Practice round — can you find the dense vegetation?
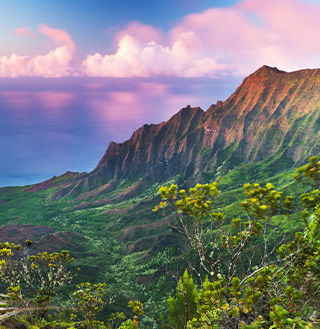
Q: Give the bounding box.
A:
[3,66,320,327]
[0,157,319,328]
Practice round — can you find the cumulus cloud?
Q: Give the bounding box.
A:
[31,46,75,77]
[82,0,320,78]
[83,9,249,77]
[0,46,74,78]
[3,0,320,78]
[81,34,227,78]
[1,25,76,78]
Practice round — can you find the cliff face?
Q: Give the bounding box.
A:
[93,65,320,178]
[48,66,320,200]
[203,65,320,164]
[92,105,205,181]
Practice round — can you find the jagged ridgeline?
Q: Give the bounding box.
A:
[1,65,320,314]
[45,65,320,201]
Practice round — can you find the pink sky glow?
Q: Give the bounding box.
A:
[38,24,76,52]
[2,0,320,78]
[13,27,36,39]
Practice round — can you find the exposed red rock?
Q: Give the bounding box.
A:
[44,66,320,200]
[0,223,84,253]
[25,178,56,192]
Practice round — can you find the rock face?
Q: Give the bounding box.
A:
[93,66,320,178]
[48,66,320,199]
[93,105,205,181]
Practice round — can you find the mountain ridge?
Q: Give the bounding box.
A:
[37,65,320,201]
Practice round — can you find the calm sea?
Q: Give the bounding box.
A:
[0,76,240,187]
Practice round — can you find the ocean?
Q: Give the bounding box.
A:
[0,76,240,187]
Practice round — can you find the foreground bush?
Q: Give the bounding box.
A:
[0,242,126,328]
[131,156,320,328]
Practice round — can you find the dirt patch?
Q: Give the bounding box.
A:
[0,223,85,254]
[75,198,114,209]
[25,179,56,192]
[101,208,131,220]
[121,218,171,241]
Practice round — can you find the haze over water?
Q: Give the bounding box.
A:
[0,76,239,187]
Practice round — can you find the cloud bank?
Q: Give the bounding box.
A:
[2,24,75,78]
[2,0,320,78]
[0,46,74,78]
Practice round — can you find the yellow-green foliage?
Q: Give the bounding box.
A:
[135,156,320,328]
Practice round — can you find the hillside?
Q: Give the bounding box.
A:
[0,65,320,314]
[43,65,320,202]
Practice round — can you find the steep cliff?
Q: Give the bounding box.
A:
[48,66,320,200]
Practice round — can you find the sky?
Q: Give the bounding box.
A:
[1,0,320,187]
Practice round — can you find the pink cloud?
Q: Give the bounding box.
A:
[115,21,164,45]
[31,46,74,77]
[0,54,30,78]
[38,23,75,51]
[13,27,36,39]
[4,0,320,78]
[81,34,226,78]
[168,6,273,75]
[82,0,320,78]
[238,0,320,55]
[170,8,260,52]
[81,6,261,77]
[0,24,76,77]
[0,46,74,78]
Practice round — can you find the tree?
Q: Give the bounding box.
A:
[0,242,114,329]
[167,269,199,329]
[72,281,107,328]
[147,156,320,328]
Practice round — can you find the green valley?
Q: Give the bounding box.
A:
[1,66,320,327]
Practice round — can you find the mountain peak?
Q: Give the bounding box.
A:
[252,65,286,77]
[47,66,320,200]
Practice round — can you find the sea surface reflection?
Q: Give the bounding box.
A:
[0,76,240,187]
